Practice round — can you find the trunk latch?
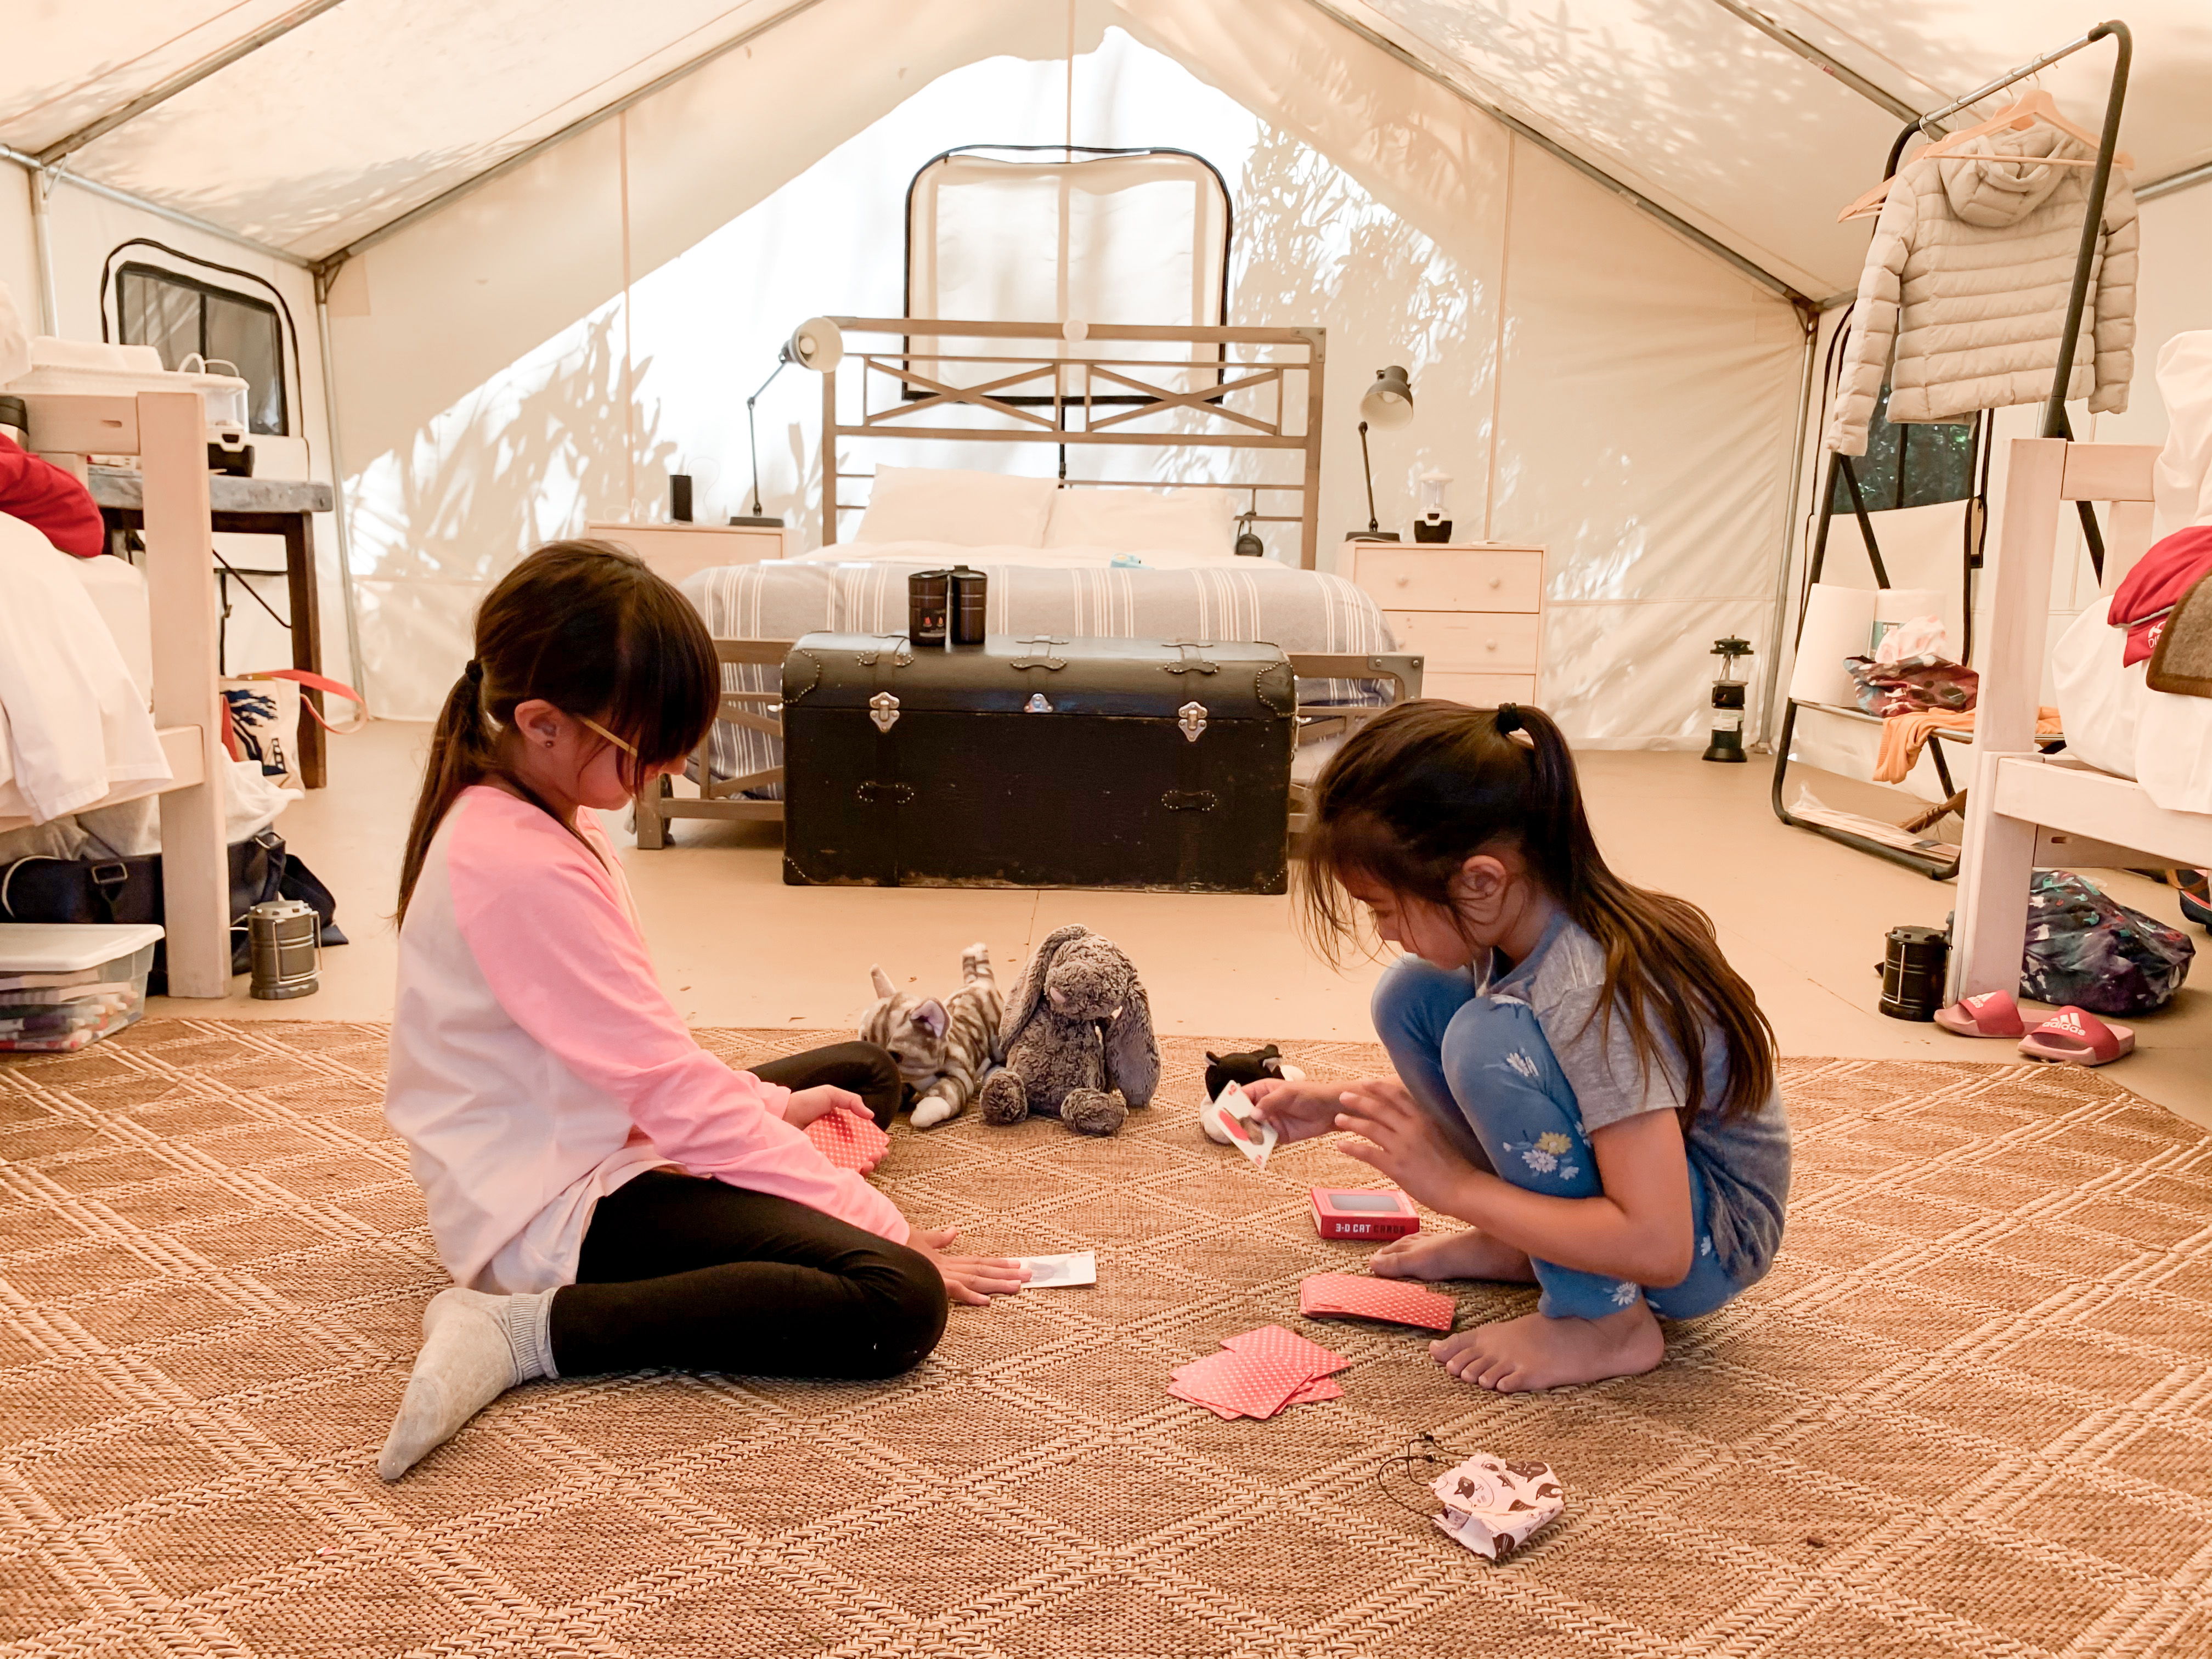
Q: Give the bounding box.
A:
[1025,693,1052,713]
[868,692,901,732]
[1178,701,1208,742]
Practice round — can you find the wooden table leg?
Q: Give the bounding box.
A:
[283,512,327,788]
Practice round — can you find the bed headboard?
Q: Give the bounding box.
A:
[819,317,1327,568]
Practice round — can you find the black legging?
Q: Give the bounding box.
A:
[548,1042,944,1380]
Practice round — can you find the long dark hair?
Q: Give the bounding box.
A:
[1299,700,1776,1122]
[396,540,718,920]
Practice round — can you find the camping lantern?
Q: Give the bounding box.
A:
[1702,637,1753,763]
[246,898,320,1000]
[1413,470,1453,543]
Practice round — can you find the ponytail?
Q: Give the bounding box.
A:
[1299,699,1777,1123]
[394,540,718,921]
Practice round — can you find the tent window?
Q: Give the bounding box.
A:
[1831,386,1974,513]
[905,145,1232,402]
[116,263,289,436]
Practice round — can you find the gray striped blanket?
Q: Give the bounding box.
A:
[680,557,1398,791]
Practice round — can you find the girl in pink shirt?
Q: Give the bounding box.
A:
[377,541,1024,1481]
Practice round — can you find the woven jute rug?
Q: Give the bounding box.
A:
[3,1024,2210,1658]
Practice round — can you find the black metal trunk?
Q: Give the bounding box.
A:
[782,633,1295,892]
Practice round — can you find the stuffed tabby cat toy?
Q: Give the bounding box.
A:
[977,925,1158,1136]
[859,943,1002,1128]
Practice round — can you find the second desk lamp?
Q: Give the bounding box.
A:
[1347,364,1414,541]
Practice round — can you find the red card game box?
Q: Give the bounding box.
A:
[1311,1187,1420,1241]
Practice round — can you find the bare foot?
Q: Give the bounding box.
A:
[1429,1302,1664,1392]
[1372,1228,1536,1284]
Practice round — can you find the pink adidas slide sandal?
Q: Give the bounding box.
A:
[2017,1006,2135,1067]
[1934,990,2025,1038]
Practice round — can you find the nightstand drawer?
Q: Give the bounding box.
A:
[1353,547,1542,612]
[1427,672,1538,708]
[1385,610,1541,673]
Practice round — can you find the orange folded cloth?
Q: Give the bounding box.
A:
[1874,706,2060,783]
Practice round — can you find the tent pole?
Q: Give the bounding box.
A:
[1700,0,1921,123]
[0,146,312,269]
[26,165,59,334]
[36,0,353,167]
[313,264,371,714]
[1754,309,1818,749]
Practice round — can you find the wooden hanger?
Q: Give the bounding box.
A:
[1836,91,2134,223]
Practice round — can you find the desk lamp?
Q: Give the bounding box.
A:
[734,317,844,527]
[1347,364,1413,541]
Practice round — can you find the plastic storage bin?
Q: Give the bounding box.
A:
[0,923,165,1054]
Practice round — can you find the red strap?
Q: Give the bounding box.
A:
[232,670,366,733]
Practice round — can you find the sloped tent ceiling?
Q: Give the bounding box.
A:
[5,1,2211,286]
[1,0,828,258]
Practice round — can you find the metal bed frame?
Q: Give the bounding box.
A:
[817,316,1327,569]
[633,314,1421,849]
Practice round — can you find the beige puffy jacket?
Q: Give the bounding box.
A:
[1826,125,2137,456]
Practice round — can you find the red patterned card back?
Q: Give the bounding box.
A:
[1220,1324,1350,1377]
[1299,1272,1455,1331]
[1170,1350,1312,1419]
[804,1110,890,1171]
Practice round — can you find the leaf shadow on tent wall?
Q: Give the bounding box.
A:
[349,308,678,709]
[1133,120,1492,557]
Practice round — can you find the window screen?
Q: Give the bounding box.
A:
[116,263,288,435]
[1829,385,1978,514]
[905,146,1231,400]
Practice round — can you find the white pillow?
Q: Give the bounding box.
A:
[1043,487,1238,558]
[852,465,1057,546]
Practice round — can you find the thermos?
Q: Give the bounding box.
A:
[949,566,988,646]
[907,569,950,647]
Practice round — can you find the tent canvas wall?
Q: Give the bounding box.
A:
[7,0,2211,746]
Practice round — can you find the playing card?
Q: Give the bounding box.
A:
[1013,1252,1096,1288]
[1171,1350,1312,1419]
[1210,1083,1278,1171]
[1286,1375,1343,1406]
[1220,1324,1350,1377]
[803,1110,889,1171]
[1167,1379,1245,1419]
[1299,1272,1456,1332]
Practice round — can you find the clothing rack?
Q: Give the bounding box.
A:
[1769,20,2132,879]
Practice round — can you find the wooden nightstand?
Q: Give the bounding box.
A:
[1339,541,1545,707]
[586,521,788,587]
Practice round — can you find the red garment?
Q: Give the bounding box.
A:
[0,433,104,557]
[2110,524,2212,666]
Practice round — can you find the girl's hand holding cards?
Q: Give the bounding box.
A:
[1333,1080,1475,1212]
[1245,1076,1374,1143]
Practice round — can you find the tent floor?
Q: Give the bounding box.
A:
[153,718,2212,1126]
[4,1024,2210,1658]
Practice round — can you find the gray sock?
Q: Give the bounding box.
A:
[376,1286,558,1481]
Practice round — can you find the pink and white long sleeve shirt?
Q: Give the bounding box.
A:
[385,785,907,1293]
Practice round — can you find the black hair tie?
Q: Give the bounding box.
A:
[1494,703,1522,734]
[464,659,484,684]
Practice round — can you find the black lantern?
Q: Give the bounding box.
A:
[1702,637,1753,763]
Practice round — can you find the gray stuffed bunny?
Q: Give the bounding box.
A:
[976,925,1158,1135]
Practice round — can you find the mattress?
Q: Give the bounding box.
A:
[682,546,1398,792]
[2051,601,2212,815]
